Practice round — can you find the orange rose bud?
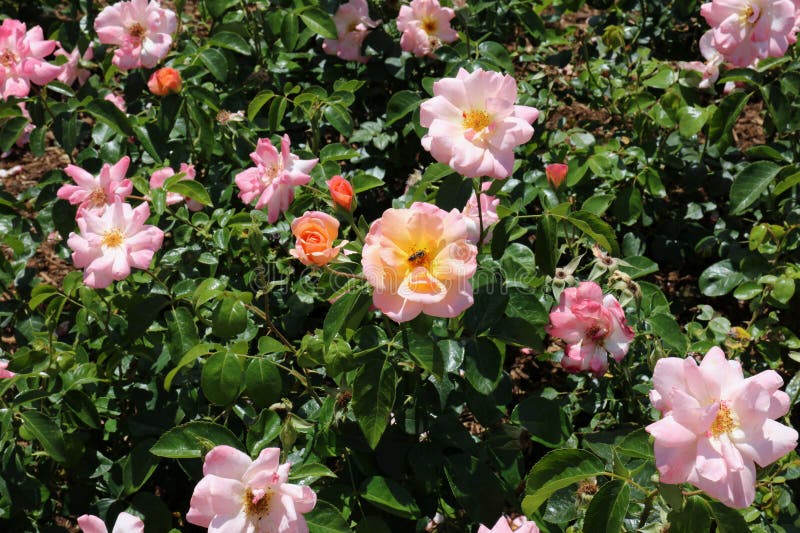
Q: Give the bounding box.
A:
[326,174,354,211]
[289,211,346,267]
[545,163,568,189]
[147,67,182,96]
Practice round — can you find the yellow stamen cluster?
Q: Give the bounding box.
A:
[710,402,735,437]
[101,229,125,248]
[462,110,491,132]
[0,49,18,67]
[244,488,273,518]
[127,22,146,39]
[421,17,438,34]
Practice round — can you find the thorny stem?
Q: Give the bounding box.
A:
[323,264,368,281]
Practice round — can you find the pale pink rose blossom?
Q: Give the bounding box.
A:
[681,31,724,90]
[545,281,635,376]
[646,347,798,508]
[104,93,127,112]
[361,202,478,322]
[0,18,61,99]
[461,181,499,244]
[57,156,133,213]
[234,135,317,224]
[322,0,381,63]
[67,199,164,289]
[77,512,144,533]
[420,68,539,179]
[478,516,540,533]
[187,445,317,532]
[396,0,459,57]
[0,360,15,379]
[55,43,93,86]
[94,0,177,70]
[700,0,798,67]
[149,163,203,211]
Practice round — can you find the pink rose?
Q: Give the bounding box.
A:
[461,181,499,244]
[681,30,724,90]
[104,93,127,112]
[478,516,540,533]
[361,202,478,322]
[234,134,317,224]
[57,156,134,214]
[700,0,798,67]
[94,0,177,70]
[187,445,317,532]
[289,211,346,267]
[420,68,539,179]
[0,18,61,99]
[67,199,164,289]
[545,281,635,376]
[0,360,15,379]
[322,0,381,63]
[149,163,203,211]
[77,512,144,533]
[646,347,798,508]
[55,43,93,86]
[396,0,459,57]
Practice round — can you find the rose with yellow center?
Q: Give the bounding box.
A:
[396,0,459,57]
[361,202,477,323]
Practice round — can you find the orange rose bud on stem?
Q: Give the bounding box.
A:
[147,67,182,96]
[545,163,568,189]
[326,174,354,211]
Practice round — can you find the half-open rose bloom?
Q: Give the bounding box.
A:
[681,30,724,90]
[546,281,635,376]
[55,43,93,86]
[322,0,381,63]
[94,0,177,70]
[420,68,539,179]
[187,445,316,532]
[234,135,317,224]
[58,156,133,213]
[326,174,354,211]
[67,200,164,289]
[545,163,568,188]
[478,516,539,533]
[149,163,203,211]
[0,18,61,99]
[0,360,14,379]
[461,181,499,244]
[361,202,477,322]
[78,512,144,533]
[396,0,459,57]
[646,347,797,508]
[289,211,346,267]
[701,0,798,67]
[147,66,181,95]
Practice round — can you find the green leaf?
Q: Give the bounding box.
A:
[733,281,761,300]
[201,351,243,405]
[324,103,354,136]
[28,284,59,310]
[699,259,745,297]
[352,359,396,449]
[323,288,371,344]
[648,313,689,354]
[204,0,238,18]
[200,48,228,81]
[478,41,514,72]
[85,99,134,136]
[320,143,360,163]
[405,331,442,377]
[0,116,29,153]
[244,358,282,409]
[212,297,248,339]
[706,501,749,533]
[386,90,420,126]
[165,179,212,207]
[166,307,199,361]
[248,91,275,121]
[20,411,67,462]
[462,338,504,395]
[535,215,558,276]
[772,277,795,304]
[707,91,750,155]
[133,124,162,162]
[615,428,654,460]
[669,496,712,533]
[150,421,244,458]
[514,392,569,447]
[565,210,619,255]
[305,500,352,533]
[351,173,384,193]
[729,161,781,214]
[164,343,216,391]
[122,441,160,495]
[208,31,251,55]
[583,480,630,533]
[64,390,101,429]
[298,7,338,40]
[361,476,421,519]
[522,449,605,514]
[288,462,337,484]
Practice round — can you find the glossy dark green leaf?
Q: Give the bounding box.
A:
[707,91,750,155]
[245,358,282,409]
[212,297,248,339]
[566,210,619,255]
[298,7,338,39]
[150,421,244,458]
[20,411,67,463]
[305,500,352,533]
[386,90,420,126]
[201,351,243,405]
[583,480,630,533]
[669,496,712,533]
[361,476,420,519]
[706,500,749,533]
[0,116,30,152]
[86,99,134,136]
[166,307,199,360]
[165,179,212,207]
[352,359,396,449]
[462,338,504,395]
[698,259,745,297]
[208,31,251,55]
[323,288,371,344]
[200,48,228,81]
[729,161,781,214]
[648,313,689,354]
[522,449,605,514]
[535,215,558,276]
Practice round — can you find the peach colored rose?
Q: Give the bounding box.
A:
[361,202,477,322]
[289,211,346,267]
[326,174,354,211]
[147,66,181,95]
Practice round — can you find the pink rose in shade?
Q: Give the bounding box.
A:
[700,0,798,67]
[646,347,798,509]
[149,163,203,211]
[545,281,635,377]
[361,202,478,323]
[420,68,539,179]
[94,0,177,70]
[104,92,127,112]
[461,181,499,244]
[57,156,133,213]
[0,18,61,99]
[187,445,317,532]
[55,43,93,86]
[0,360,15,379]
[77,512,144,533]
[396,0,459,57]
[289,211,347,267]
[478,516,540,533]
[67,200,164,289]
[234,135,317,224]
[681,31,724,90]
[322,0,381,63]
